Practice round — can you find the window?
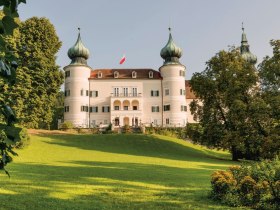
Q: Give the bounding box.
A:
[64,90,70,97]
[132,88,137,96]
[114,106,120,110]
[164,104,170,111]
[81,106,88,112]
[124,106,128,110]
[65,71,70,78]
[166,118,170,125]
[114,88,119,96]
[90,106,98,112]
[102,106,110,113]
[151,90,159,97]
[132,71,137,78]
[133,106,137,110]
[86,90,89,96]
[165,89,169,96]
[180,89,186,95]
[90,91,98,97]
[123,88,128,96]
[181,105,187,112]
[64,106,69,112]
[114,71,119,78]
[98,71,102,78]
[104,120,108,124]
[151,106,159,112]
[149,71,153,78]
[154,119,157,125]
[179,70,185,77]
[81,89,84,96]
[91,120,96,126]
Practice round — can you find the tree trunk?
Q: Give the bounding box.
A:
[231,146,239,161]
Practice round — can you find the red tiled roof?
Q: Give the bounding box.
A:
[90,69,162,79]
[185,80,197,99]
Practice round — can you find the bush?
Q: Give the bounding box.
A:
[60,121,74,130]
[210,157,280,209]
[145,127,188,139]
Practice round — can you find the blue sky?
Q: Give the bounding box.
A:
[19,0,280,79]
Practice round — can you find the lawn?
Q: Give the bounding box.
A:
[0,133,246,210]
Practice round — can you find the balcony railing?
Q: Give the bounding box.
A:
[111,93,142,98]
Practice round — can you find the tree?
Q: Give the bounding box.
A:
[257,40,280,158]
[50,91,64,130]
[189,48,274,161]
[9,17,64,129]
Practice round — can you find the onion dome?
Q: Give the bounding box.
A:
[68,28,90,65]
[240,24,257,65]
[160,28,183,65]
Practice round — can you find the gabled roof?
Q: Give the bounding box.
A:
[90,69,162,79]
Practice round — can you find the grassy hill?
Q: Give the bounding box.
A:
[0,133,245,210]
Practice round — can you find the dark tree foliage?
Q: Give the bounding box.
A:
[0,0,26,177]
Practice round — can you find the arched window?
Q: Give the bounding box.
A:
[132,71,137,78]
[114,71,119,78]
[149,71,153,78]
[98,71,102,78]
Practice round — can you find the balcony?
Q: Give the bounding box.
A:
[110,93,142,98]
[111,109,142,116]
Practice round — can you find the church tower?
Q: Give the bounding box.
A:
[63,28,92,127]
[240,24,257,65]
[159,28,187,126]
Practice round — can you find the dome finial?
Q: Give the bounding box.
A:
[160,28,182,65]
[67,28,90,65]
[242,22,244,32]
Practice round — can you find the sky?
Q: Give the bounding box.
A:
[19,0,280,79]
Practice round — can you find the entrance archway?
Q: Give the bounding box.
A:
[123,117,129,126]
[114,117,120,126]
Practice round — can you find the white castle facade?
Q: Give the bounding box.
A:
[63,29,197,128]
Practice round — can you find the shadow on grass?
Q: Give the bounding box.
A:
[0,161,236,210]
[41,134,232,164]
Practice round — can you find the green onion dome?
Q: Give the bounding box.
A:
[68,28,90,65]
[160,28,183,65]
[240,25,257,65]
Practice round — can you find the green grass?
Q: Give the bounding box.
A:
[0,133,246,210]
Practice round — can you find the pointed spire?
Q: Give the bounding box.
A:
[67,28,90,65]
[160,27,183,65]
[240,23,257,65]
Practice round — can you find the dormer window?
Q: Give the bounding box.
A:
[149,71,153,78]
[114,71,119,78]
[132,71,137,78]
[98,71,102,78]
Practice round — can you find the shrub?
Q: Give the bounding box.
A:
[60,121,74,130]
[210,157,280,209]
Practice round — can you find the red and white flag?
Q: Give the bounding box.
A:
[119,55,126,64]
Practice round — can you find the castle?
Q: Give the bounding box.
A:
[63,27,256,128]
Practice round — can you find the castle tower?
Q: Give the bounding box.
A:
[63,28,92,127]
[240,24,257,65]
[159,28,187,126]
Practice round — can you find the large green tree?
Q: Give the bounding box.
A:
[189,48,277,161]
[9,17,64,129]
